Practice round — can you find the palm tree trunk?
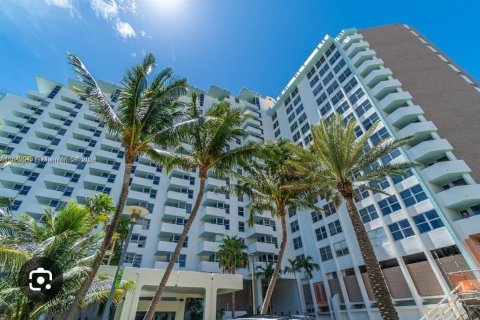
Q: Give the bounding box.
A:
[63,159,134,320]
[144,173,207,320]
[260,209,287,314]
[231,290,236,318]
[340,186,399,320]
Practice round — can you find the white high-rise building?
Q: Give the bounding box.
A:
[1,24,480,319]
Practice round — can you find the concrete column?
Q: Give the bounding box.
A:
[255,278,263,312]
[119,279,142,320]
[204,286,217,320]
[295,275,307,314]
[174,299,186,320]
[308,279,320,319]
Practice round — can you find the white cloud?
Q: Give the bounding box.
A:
[45,0,73,9]
[115,20,136,38]
[90,0,119,20]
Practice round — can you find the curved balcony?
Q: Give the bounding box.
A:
[199,223,226,237]
[197,241,221,254]
[351,49,376,67]
[387,105,424,128]
[421,160,471,185]
[200,206,227,221]
[248,242,277,254]
[345,40,369,58]
[371,79,402,100]
[342,34,364,50]
[198,261,221,273]
[364,68,393,87]
[437,185,480,210]
[206,177,226,189]
[163,205,188,219]
[246,224,274,239]
[157,241,177,254]
[357,58,384,77]
[397,121,437,144]
[159,222,184,236]
[167,190,190,202]
[407,139,453,163]
[379,91,413,113]
[169,176,191,188]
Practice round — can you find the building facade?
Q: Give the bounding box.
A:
[1,24,480,319]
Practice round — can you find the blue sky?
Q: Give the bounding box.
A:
[0,0,479,98]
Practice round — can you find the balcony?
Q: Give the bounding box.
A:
[379,91,413,113]
[396,121,437,144]
[83,175,108,186]
[370,79,402,100]
[351,49,376,67]
[421,160,471,185]
[164,205,188,218]
[245,224,274,239]
[387,105,424,128]
[157,241,178,254]
[89,162,113,172]
[76,189,97,199]
[245,135,263,144]
[363,67,393,87]
[206,177,226,189]
[167,190,190,202]
[41,189,64,200]
[203,191,226,203]
[407,139,453,163]
[159,222,184,236]
[198,261,221,273]
[437,185,480,210]
[0,188,17,198]
[200,206,227,221]
[154,261,179,270]
[197,241,221,254]
[131,176,154,186]
[345,40,369,58]
[357,58,384,77]
[245,124,263,136]
[199,223,226,237]
[248,242,277,254]
[342,34,363,49]
[170,176,191,188]
[126,190,150,202]
[0,172,27,184]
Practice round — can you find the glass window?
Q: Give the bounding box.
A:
[316,93,328,106]
[338,68,352,83]
[359,205,379,223]
[343,77,358,93]
[333,241,349,257]
[378,195,402,216]
[293,236,303,249]
[322,72,334,86]
[319,245,333,261]
[413,210,444,233]
[316,226,328,241]
[328,220,342,236]
[400,185,428,207]
[370,127,390,145]
[290,220,299,233]
[323,202,337,217]
[388,219,415,241]
[355,100,372,117]
[368,227,389,246]
[348,88,365,105]
[309,75,320,87]
[311,211,323,223]
[330,91,344,105]
[320,102,331,116]
[362,113,379,130]
[238,221,245,232]
[391,169,414,184]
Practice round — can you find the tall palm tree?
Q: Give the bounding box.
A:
[283,258,305,314]
[255,262,277,286]
[298,255,320,280]
[289,113,415,320]
[0,199,133,320]
[64,53,187,318]
[217,235,248,318]
[144,93,261,319]
[230,142,323,314]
